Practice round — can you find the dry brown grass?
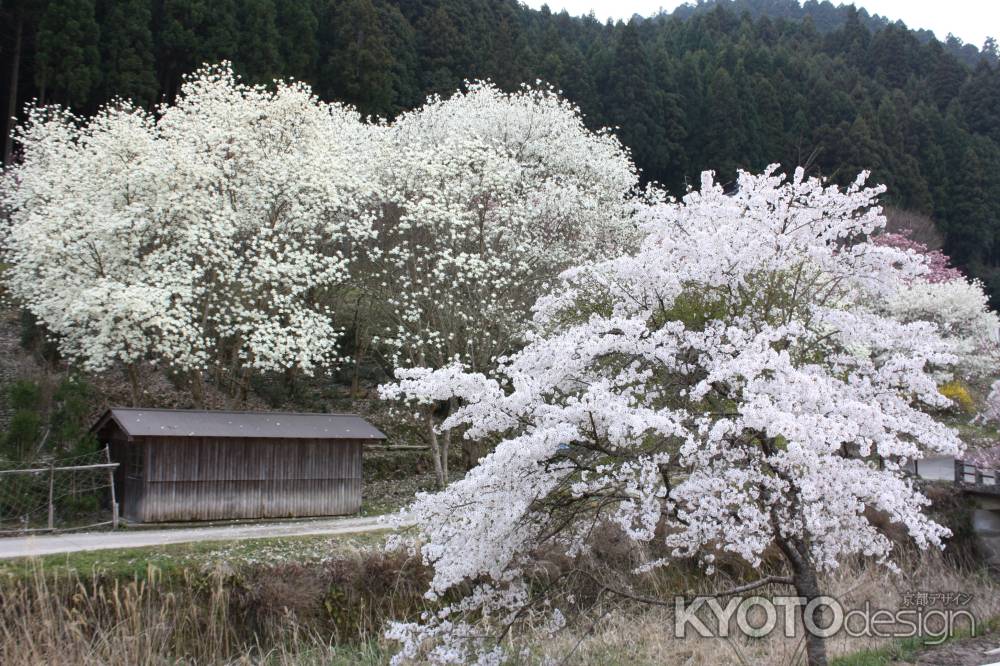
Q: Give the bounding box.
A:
[513,548,1000,665]
[0,548,425,666]
[1,566,237,665]
[0,541,995,665]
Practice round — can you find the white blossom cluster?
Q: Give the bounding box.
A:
[364,81,640,373]
[879,265,999,377]
[2,68,638,398]
[1,63,378,379]
[380,167,988,663]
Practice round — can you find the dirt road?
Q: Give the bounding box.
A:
[0,516,388,559]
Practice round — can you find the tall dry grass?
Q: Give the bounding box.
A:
[0,542,995,665]
[1,566,237,664]
[0,548,426,666]
[516,547,1000,665]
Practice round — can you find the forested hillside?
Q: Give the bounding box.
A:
[2,0,1000,297]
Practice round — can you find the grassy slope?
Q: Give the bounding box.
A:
[0,531,388,583]
[832,616,1000,665]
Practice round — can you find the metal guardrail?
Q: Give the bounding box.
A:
[954,459,1000,495]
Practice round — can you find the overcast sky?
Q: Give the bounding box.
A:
[523,1,998,48]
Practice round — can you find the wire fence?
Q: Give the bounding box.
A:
[0,448,119,535]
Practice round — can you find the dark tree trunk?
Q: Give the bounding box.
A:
[780,536,829,666]
[426,409,445,488]
[189,370,206,408]
[126,365,141,406]
[794,563,828,666]
[3,12,23,166]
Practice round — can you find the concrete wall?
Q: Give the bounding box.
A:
[910,455,956,481]
[973,506,1000,567]
[909,456,1000,567]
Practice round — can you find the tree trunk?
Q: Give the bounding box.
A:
[232,367,250,408]
[283,366,297,401]
[780,537,828,666]
[3,12,22,166]
[795,566,828,666]
[426,409,445,488]
[126,365,141,406]
[189,370,206,408]
[350,294,367,399]
[442,426,451,484]
[351,358,361,398]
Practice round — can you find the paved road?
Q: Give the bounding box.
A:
[0,516,388,559]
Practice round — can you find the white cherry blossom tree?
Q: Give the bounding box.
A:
[381,167,983,665]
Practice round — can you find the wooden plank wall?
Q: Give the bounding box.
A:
[101,428,143,522]
[138,437,363,522]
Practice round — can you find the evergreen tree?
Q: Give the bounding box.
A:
[1,0,42,164]
[237,0,283,82]
[702,66,745,180]
[319,0,394,116]
[96,0,158,107]
[961,61,1000,144]
[485,12,521,90]
[927,44,969,111]
[156,0,239,100]
[604,21,676,183]
[35,0,101,107]
[380,2,423,114]
[415,4,466,95]
[275,0,319,81]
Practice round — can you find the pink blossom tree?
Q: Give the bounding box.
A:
[871,232,963,283]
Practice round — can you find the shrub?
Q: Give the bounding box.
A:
[7,380,40,412]
[939,380,975,413]
[1,410,41,461]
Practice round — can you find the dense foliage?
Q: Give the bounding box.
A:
[2,0,1000,299]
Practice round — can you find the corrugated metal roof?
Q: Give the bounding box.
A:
[94,408,386,440]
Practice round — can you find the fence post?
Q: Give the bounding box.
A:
[47,464,55,530]
[106,446,119,529]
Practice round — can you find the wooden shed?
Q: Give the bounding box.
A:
[91,408,385,523]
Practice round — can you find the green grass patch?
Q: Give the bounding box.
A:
[831,615,999,666]
[831,635,926,666]
[0,531,388,584]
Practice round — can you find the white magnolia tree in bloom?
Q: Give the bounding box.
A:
[381,167,986,666]
[1,63,378,404]
[1,64,641,482]
[367,82,640,486]
[873,236,999,377]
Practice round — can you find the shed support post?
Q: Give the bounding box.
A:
[47,464,54,530]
